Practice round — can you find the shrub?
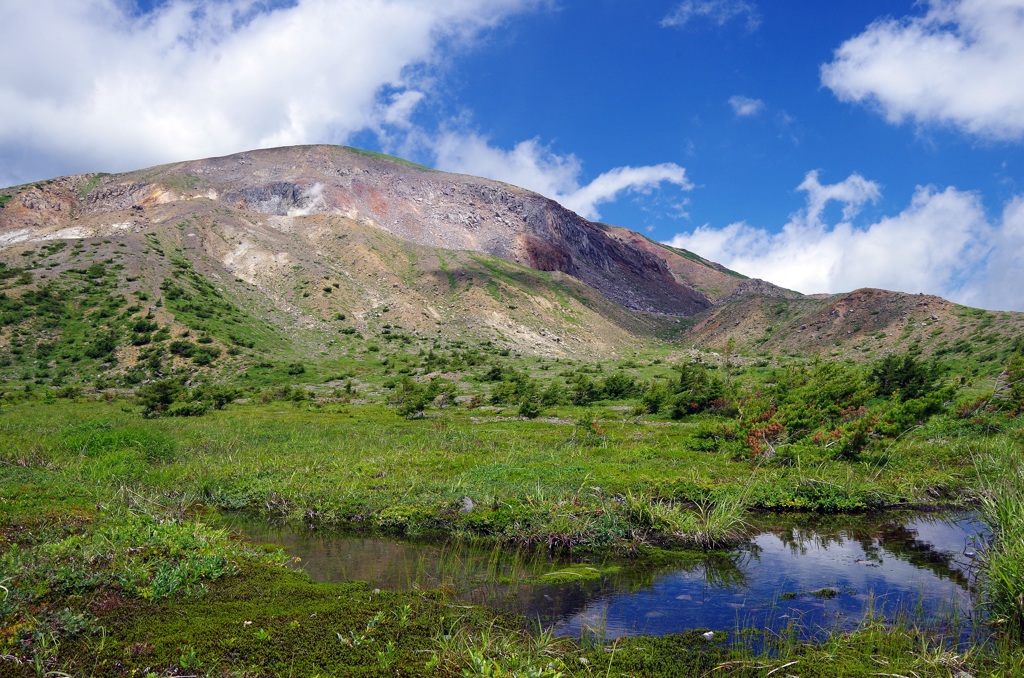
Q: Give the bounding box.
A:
[137,379,185,417]
[191,346,221,366]
[391,376,430,418]
[517,399,541,419]
[57,385,82,399]
[193,384,240,410]
[602,371,638,399]
[569,374,600,406]
[85,331,119,359]
[670,361,725,416]
[168,340,196,357]
[167,400,210,417]
[640,381,669,414]
[131,319,159,333]
[540,381,566,406]
[490,371,537,405]
[871,352,941,401]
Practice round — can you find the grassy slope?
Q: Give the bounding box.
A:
[684,288,1024,369]
[0,214,687,395]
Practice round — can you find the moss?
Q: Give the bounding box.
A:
[60,563,506,677]
[0,467,98,547]
[535,563,620,585]
[580,630,730,676]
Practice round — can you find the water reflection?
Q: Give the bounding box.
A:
[223,511,986,640]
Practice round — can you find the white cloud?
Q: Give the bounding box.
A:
[665,171,1024,311]
[729,95,765,117]
[958,195,1024,310]
[797,170,881,223]
[661,0,760,31]
[565,164,693,221]
[379,91,427,129]
[822,0,1024,140]
[0,0,543,184]
[431,133,692,221]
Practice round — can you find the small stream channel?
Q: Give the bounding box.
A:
[223,511,987,642]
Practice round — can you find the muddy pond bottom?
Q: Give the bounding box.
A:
[224,511,986,641]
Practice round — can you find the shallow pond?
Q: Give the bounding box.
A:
[223,511,987,641]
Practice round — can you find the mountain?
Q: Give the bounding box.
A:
[1,145,1022,386]
[1,145,725,313]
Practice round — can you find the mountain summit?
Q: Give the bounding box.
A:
[1,145,748,316]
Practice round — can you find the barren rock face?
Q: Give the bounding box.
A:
[179,146,712,315]
[1,145,720,316]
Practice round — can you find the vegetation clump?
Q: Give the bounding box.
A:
[136,378,239,417]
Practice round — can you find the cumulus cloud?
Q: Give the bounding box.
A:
[797,170,881,223]
[821,0,1024,140]
[665,170,1024,311]
[729,95,765,117]
[432,133,692,220]
[661,0,760,31]
[0,0,543,184]
[565,164,693,221]
[959,196,1024,310]
[378,91,427,129]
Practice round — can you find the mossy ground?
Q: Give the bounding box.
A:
[4,553,1022,676]
[63,565,484,677]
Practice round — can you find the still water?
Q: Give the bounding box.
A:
[224,511,986,641]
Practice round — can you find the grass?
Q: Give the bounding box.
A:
[76,173,109,199]
[5,486,1014,678]
[625,492,749,548]
[341,146,436,172]
[0,397,1022,674]
[5,156,1024,675]
[974,435,1024,645]
[0,397,992,552]
[160,173,203,194]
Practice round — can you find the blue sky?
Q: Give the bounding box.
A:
[2,0,1023,310]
